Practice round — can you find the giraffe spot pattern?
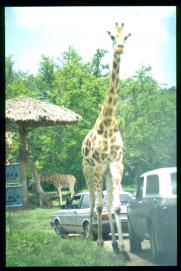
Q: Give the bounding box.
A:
[97,122,104,135]
[104,130,108,137]
[108,96,113,104]
[85,147,89,156]
[104,119,112,126]
[108,107,113,115]
[110,87,114,94]
[112,72,115,81]
[113,61,117,69]
[115,78,119,88]
[92,150,101,162]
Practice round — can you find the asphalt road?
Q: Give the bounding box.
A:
[104,233,177,266]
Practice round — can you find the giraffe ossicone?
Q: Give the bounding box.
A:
[81,23,131,260]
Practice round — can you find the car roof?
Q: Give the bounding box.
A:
[74,192,89,196]
[75,191,132,197]
[140,167,176,177]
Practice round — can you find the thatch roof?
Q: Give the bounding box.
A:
[6,96,82,127]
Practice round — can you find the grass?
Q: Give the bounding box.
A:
[6,208,125,267]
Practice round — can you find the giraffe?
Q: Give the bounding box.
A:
[81,23,131,259]
[41,174,76,205]
[5,131,15,164]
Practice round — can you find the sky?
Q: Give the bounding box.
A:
[5,6,176,87]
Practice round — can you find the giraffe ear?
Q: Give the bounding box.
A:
[124,33,131,43]
[107,31,115,42]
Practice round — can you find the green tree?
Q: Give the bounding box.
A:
[90,49,109,76]
[38,55,57,100]
[118,66,176,184]
[5,53,176,193]
[5,57,37,99]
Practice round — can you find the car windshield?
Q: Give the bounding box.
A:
[103,193,132,205]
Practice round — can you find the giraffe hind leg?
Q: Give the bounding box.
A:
[96,187,104,246]
[83,164,96,240]
[87,182,96,240]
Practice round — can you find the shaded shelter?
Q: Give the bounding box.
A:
[6,96,82,206]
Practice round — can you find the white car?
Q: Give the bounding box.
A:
[50,191,134,238]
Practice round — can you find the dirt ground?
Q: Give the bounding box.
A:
[104,233,177,266]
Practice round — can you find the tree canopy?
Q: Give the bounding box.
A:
[6,47,176,191]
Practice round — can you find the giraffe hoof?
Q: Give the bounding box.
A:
[119,250,130,261]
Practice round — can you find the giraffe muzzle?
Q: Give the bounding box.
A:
[116,45,124,54]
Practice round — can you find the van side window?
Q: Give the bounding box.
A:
[171,172,176,194]
[146,174,159,195]
[136,177,144,199]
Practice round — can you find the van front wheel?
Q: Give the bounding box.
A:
[149,224,161,263]
[128,220,142,252]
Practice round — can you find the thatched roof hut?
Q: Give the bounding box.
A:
[6,96,81,127]
[5,95,82,206]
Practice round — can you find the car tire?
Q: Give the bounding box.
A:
[149,224,160,263]
[54,220,67,238]
[83,221,97,241]
[128,220,142,252]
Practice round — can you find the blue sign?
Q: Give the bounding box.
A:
[6,185,23,207]
[6,163,20,183]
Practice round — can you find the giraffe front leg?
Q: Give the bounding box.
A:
[105,171,119,254]
[114,203,130,260]
[110,161,130,260]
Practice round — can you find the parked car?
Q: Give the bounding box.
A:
[127,167,177,263]
[50,190,134,239]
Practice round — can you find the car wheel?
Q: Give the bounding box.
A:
[54,220,67,238]
[149,224,160,263]
[128,220,142,252]
[83,222,97,241]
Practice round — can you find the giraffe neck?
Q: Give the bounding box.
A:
[101,52,121,120]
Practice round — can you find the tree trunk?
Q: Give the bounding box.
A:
[19,125,28,204]
[18,124,50,208]
[26,153,50,208]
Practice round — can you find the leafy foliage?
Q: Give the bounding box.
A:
[5,48,176,193]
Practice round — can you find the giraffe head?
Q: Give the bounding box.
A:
[108,22,131,54]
